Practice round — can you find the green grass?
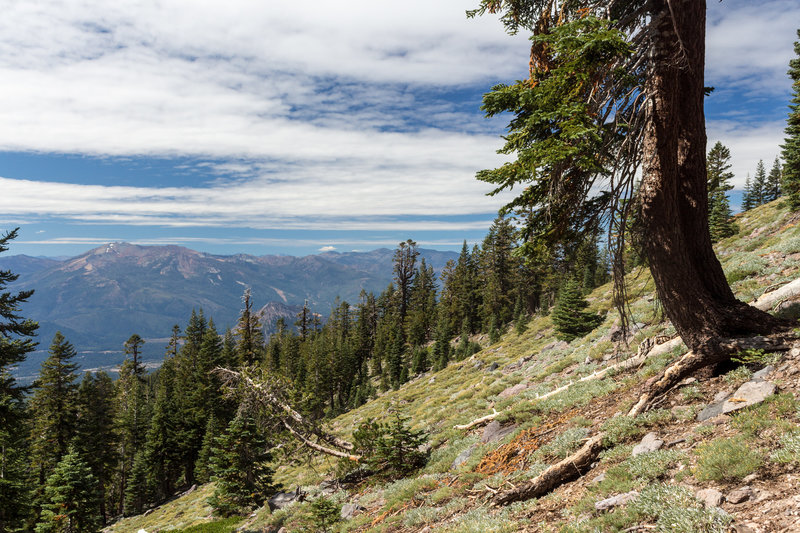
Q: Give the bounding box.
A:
[694,436,763,482]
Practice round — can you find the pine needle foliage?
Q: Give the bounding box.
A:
[551,279,602,341]
[351,413,428,479]
[782,29,800,209]
[207,415,276,517]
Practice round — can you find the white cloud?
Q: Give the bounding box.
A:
[318,246,336,252]
[707,119,786,189]
[0,0,796,238]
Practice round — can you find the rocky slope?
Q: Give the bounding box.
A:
[107,200,800,533]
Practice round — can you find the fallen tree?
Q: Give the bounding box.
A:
[215,367,361,461]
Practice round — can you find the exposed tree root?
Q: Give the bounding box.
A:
[628,334,794,417]
[493,433,606,506]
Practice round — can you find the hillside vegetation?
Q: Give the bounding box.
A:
[109,200,800,532]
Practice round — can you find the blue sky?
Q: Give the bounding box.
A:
[1,1,798,258]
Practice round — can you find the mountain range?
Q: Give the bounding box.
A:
[2,242,457,381]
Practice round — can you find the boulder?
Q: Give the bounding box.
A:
[541,340,569,353]
[751,365,775,382]
[499,382,528,399]
[726,486,754,504]
[487,362,499,372]
[595,491,639,512]
[696,488,724,508]
[340,503,365,519]
[481,421,517,444]
[268,487,305,511]
[721,381,777,415]
[451,446,475,470]
[632,432,664,456]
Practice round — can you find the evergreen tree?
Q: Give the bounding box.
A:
[709,188,736,242]
[513,294,529,335]
[742,174,755,211]
[29,333,80,491]
[751,160,767,207]
[472,1,786,363]
[113,349,148,514]
[551,279,602,342]
[123,450,149,516]
[235,290,264,366]
[142,356,181,502]
[74,371,117,524]
[765,157,783,202]
[124,334,145,368]
[35,446,102,533]
[782,28,800,209]
[479,217,516,329]
[194,416,220,484]
[706,142,736,242]
[208,415,276,517]
[392,239,419,325]
[405,260,437,347]
[0,228,38,532]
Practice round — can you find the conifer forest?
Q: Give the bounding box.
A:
[2,2,800,533]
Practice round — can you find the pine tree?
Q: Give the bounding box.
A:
[706,142,736,242]
[392,239,419,325]
[0,228,38,532]
[29,333,80,492]
[709,189,736,243]
[123,450,149,516]
[207,415,276,517]
[113,350,148,514]
[142,356,181,502]
[765,157,783,202]
[742,174,754,211]
[751,160,767,207]
[551,279,601,342]
[194,416,220,484]
[35,446,102,533]
[74,371,117,524]
[782,28,800,209]
[235,290,264,366]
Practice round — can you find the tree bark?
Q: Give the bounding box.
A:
[638,0,787,358]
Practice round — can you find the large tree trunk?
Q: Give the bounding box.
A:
[639,0,786,359]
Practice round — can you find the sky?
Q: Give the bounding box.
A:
[0,1,798,258]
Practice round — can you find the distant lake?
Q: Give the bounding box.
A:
[12,340,170,385]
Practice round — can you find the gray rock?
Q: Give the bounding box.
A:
[429,376,436,384]
[595,491,639,512]
[340,503,365,519]
[499,382,528,399]
[541,340,569,353]
[589,473,606,485]
[696,488,724,508]
[726,486,754,504]
[697,402,725,422]
[713,390,733,403]
[481,421,517,444]
[319,480,339,495]
[487,362,499,372]
[632,432,664,456]
[268,487,304,510]
[451,446,475,470]
[751,365,775,381]
[721,381,777,414]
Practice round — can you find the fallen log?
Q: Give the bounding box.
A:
[454,409,499,430]
[493,433,606,505]
[215,367,358,458]
[754,277,800,312]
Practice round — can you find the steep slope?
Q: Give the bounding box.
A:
[108,200,800,533]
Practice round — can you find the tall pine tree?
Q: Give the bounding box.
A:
[706,142,736,242]
[0,228,38,533]
[29,333,80,491]
[782,28,800,209]
[35,446,102,533]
